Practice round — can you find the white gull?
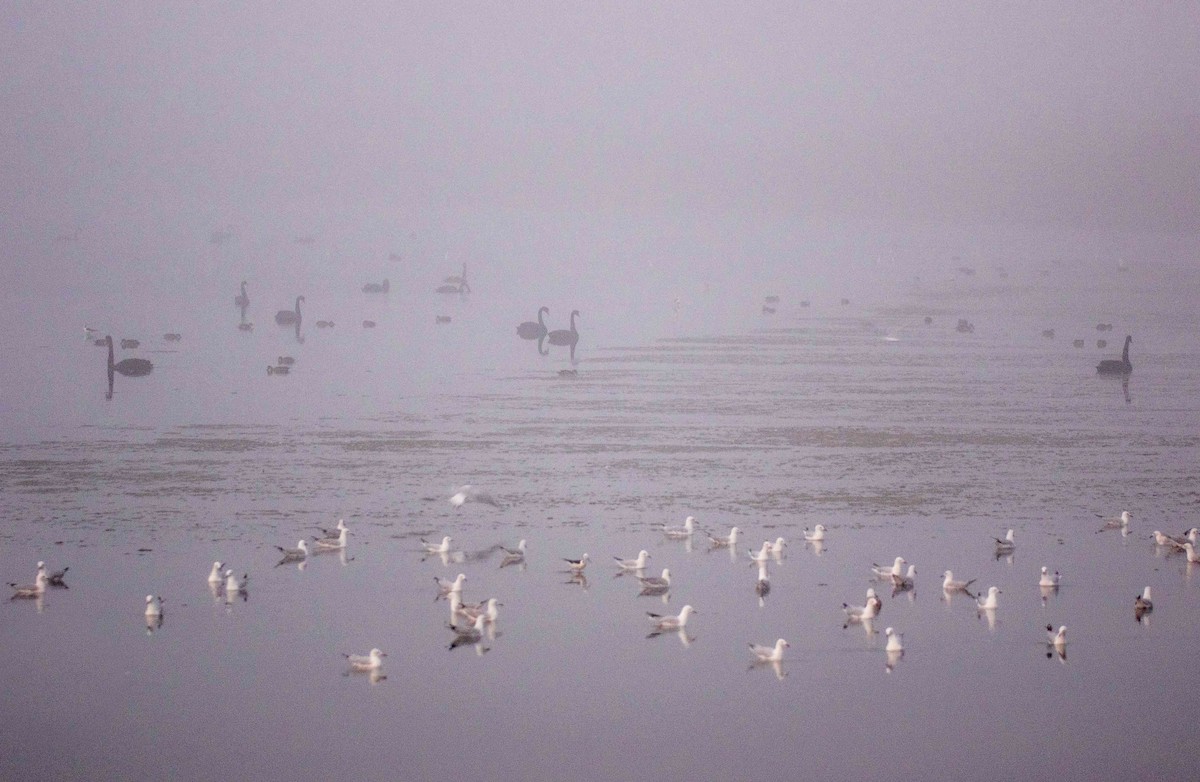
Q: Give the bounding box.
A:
[647,604,695,631]
[749,639,789,662]
[614,551,650,570]
[344,648,386,671]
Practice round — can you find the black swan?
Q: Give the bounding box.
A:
[275,296,304,326]
[106,336,152,377]
[548,310,580,361]
[516,307,549,340]
[1097,335,1132,375]
[234,281,249,309]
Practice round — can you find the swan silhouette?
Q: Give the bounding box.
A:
[106,336,152,377]
[1096,335,1132,375]
[517,307,549,340]
[437,281,467,295]
[234,281,249,309]
[275,296,304,326]
[548,310,580,361]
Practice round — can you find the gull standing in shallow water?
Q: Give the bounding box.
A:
[749,639,789,662]
[647,605,695,632]
[344,648,386,671]
[614,551,650,570]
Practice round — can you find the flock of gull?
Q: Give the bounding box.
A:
[14,496,1173,680]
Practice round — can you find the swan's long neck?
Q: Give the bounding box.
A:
[570,310,577,332]
[295,297,303,317]
[537,308,546,327]
[106,336,114,369]
[1122,336,1130,363]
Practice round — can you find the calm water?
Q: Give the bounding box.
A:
[2,250,1199,781]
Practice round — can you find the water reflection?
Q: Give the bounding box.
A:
[547,309,580,363]
[885,649,904,673]
[516,306,550,355]
[749,659,787,680]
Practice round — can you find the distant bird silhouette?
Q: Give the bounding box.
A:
[1097,335,1132,375]
[275,296,304,326]
[362,278,389,293]
[106,336,152,377]
[548,310,580,361]
[517,307,550,340]
[234,281,249,309]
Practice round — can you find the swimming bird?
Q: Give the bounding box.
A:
[749,639,789,662]
[457,597,502,624]
[435,573,467,595]
[768,537,786,556]
[267,365,290,376]
[516,307,550,340]
[564,553,589,572]
[871,557,906,580]
[106,336,152,377]
[1045,624,1067,648]
[234,281,249,309]
[891,565,916,591]
[45,564,68,587]
[1135,587,1154,613]
[275,540,309,563]
[1153,530,1185,550]
[422,536,453,554]
[224,569,249,595]
[803,524,826,542]
[647,605,695,632]
[614,551,650,570]
[9,571,48,599]
[449,485,502,508]
[144,594,163,617]
[1182,542,1200,563]
[843,588,882,622]
[707,526,741,548]
[274,295,304,326]
[942,571,976,594]
[1038,567,1061,588]
[637,568,671,590]
[448,614,487,649]
[318,519,348,538]
[500,540,527,567]
[547,310,580,361]
[977,586,1001,610]
[207,561,225,585]
[884,627,904,652]
[344,648,386,671]
[663,515,697,539]
[1099,510,1132,532]
[313,528,349,550]
[1096,335,1133,375]
[749,541,772,564]
[994,529,1016,553]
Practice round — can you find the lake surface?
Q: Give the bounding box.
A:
[2,248,1199,781]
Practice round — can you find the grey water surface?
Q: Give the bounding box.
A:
[2,258,1199,782]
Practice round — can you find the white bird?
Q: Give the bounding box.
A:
[1182,542,1200,563]
[344,648,386,671]
[9,571,48,599]
[1038,566,1061,588]
[1135,586,1154,612]
[457,597,502,624]
[435,573,467,595]
[1099,510,1131,532]
[663,516,697,539]
[871,557,906,580]
[994,529,1015,552]
[647,604,695,631]
[276,540,309,564]
[884,627,904,652]
[614,551,650,570]
[749,638,789,662]
[313,528,349,549]
[707,526,740,548]
[768,537,786,555]
[1045,625,1067,648]
[224,569,249,594]
[844,588,882,621]
[500,539,527,567]
[564,553,589,572]
[449,615,488,649]
[319,518,349,538]
[144,594,163,617]
[942,570,976,593]
[749,541,772,564]
[803,524,826,542]
[207,561,225,585]
[638,568,671,590]
[977,586,1001,610]
[449,484,501,508]
[422,536,453,554]
[891,564,917,590]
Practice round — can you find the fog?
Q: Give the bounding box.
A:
[2,3,1198,306]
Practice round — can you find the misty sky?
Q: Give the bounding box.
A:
[2,2,1198,241]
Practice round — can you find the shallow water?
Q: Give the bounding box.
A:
[2,254,1199,781]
